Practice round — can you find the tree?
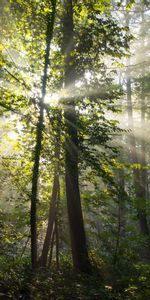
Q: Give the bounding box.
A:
[61,0,91,273]
[30,0,57,270]
[125,5,150,260]
[0,0,132,273]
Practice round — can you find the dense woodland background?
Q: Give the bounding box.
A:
[0,0,150,299]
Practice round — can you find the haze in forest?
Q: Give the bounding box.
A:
[0,0,150,299]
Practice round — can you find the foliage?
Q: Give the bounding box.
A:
[0,257,150,299]
[0,0,150,299]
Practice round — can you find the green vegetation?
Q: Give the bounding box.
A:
[0,0,150,299]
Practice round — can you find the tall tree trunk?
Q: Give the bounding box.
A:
[48,225,55,267]
[62,0,91,273]
[114,171,126,266]
[40,109,61,267]
[126,64,150,259]
[125,5,150,260]
[40,173,59,266]
[139,77,150,259]
[139,9,149,237]
[139,78,149,235]
[55,209,59,268]
[30,0,56,270]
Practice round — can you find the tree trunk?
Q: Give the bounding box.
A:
[114,171,126,266]
[62,0,91,273]
[48,225,55,267]
[30,0,56,270]
[40,108,61,267]
[139,78,150,259]
[55,211,59,268]
[125,0,149,241]
[126,64,150,260]
[40,173,59,266]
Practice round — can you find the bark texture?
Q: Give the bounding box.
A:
[62,0,91,273]
[30,0,56,269]
[40,174,59,266]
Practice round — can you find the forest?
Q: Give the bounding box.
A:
[0,0,150,299]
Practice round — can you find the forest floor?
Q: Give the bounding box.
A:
[0,258,150,299]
